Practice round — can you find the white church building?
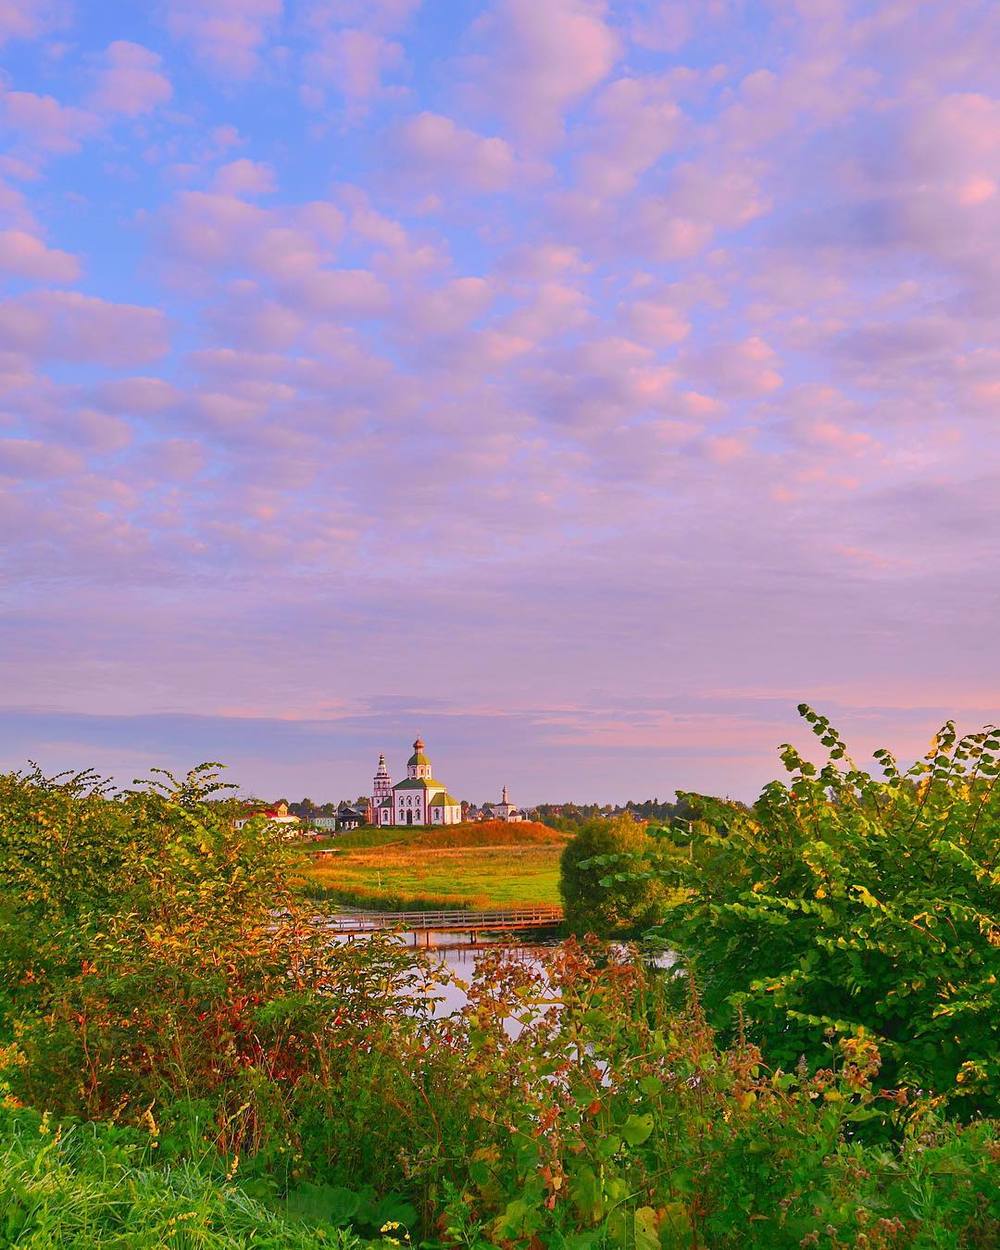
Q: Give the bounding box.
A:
[372,738,462,827]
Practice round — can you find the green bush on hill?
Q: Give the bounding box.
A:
[559,815,667,936]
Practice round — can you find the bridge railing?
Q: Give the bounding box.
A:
[324,906,564,931]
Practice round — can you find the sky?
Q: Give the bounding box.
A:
[1,0,998,805]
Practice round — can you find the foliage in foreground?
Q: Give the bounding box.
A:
[649,706,1000,1114]
[2,759,1000,1248]
[0,1104,370,1249]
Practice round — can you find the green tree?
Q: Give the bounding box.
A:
[559,816,666,937]
[651,706,1000,1115]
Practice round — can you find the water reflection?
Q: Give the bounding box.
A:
[422,939,559,1018]
[338,929,676,1021]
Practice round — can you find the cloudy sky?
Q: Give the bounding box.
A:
[1,0,997,804]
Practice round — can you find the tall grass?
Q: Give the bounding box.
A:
[0,1107,368,1249]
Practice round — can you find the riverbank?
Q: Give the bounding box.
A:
[293,820,569,910]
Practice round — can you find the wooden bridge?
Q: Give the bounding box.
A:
[326,905,564,944]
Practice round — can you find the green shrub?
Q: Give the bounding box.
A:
[334,941,1000,1249]
[0,764,425,1149]
[650,706,1000,1113]
[559,816,667,936]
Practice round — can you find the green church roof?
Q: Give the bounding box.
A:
[393,777,444,791]
[428,791,460,807]
[407,752,430,766]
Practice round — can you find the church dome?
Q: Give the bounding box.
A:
[408,736,430,767]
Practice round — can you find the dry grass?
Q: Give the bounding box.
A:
[296,821,569,910]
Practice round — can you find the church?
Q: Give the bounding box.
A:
[372,738,462,827]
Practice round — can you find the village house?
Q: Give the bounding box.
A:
[234,800,300,832]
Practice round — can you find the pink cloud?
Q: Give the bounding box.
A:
[299,0,421,108]
[624,298,690,347]
[0,0,67,46]
[704,434,751,464]
[0,291,168,365]
[296,201,345,246]
[0,89,98,155]
[166,0,282,78]
[679,391,722,417]
[35,407,133,454]
[89,41,173,117]
[390,112,521,193]
[163,191,269,267]
[207,297,307,353]
[304,0,420,30]
[0,437,82,479]
[503,281,590,342]
[0,176,38,232]
[95,377,178,414]
[669,159,771,230]
[163,191,357,300]
[303,27,404,104]
[212,159,277,197]
[286,267,389,315]
[501,243,590,280]
[395,276,495,338]
[626,207,714,261]
[466,0,620,145]
[833,544,903,573]
[139,438,205,481]
[528,335,676,430]
[890,94,1000,284]
[805,421,875,455]
[576,75,684,195]
[682,337,783,397]
[0,229,80,282]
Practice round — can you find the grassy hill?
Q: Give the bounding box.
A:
[294,820,569,910]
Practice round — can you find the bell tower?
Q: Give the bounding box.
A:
[372,752,392,807]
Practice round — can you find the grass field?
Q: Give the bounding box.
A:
[294,821,569,910]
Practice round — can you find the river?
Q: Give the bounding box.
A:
[331,925,675,1020]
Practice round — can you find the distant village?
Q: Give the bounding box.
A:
[236,735,685,836]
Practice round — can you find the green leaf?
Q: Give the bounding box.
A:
[620,1112,654,1146]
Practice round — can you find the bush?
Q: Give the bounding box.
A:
[559,816,666,936]
[650,706,1000,1113]
[279,940,1000,1250]
[0,763,426,1149]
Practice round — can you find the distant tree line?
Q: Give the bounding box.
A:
[533,796,701,832]
[236,795,719,827]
